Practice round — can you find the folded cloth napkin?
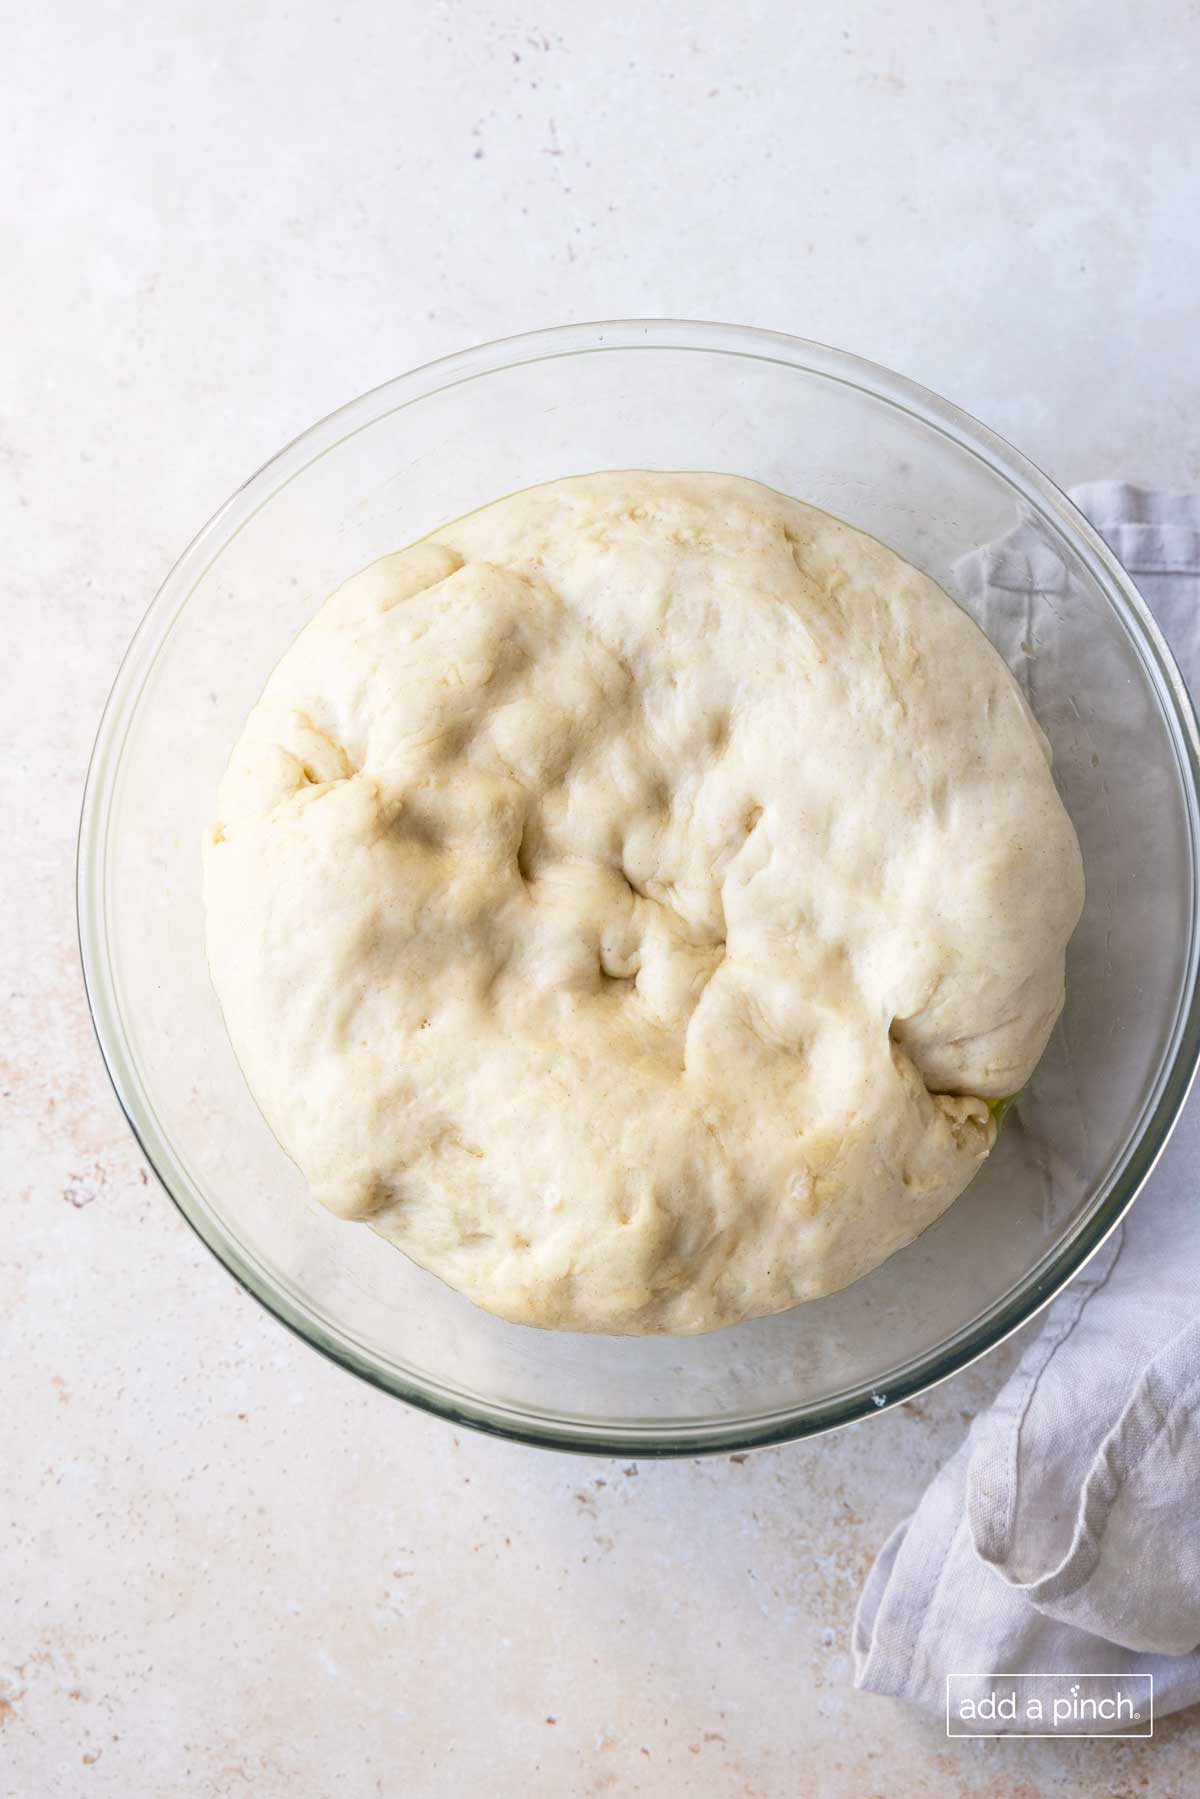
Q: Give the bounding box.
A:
[853,483,1200,1728]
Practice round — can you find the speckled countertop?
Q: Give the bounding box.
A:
[5,3,1199,1794]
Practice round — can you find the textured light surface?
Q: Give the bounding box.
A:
[5,0,1198,1788]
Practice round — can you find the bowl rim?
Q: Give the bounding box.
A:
[78,317,1200,1456]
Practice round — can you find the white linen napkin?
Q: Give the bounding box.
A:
[853,483,1200,1728]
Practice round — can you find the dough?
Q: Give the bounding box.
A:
[203,473,1084,1334]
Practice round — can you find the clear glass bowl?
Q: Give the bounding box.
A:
[79,321,1200,1455]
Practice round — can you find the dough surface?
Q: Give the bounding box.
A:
[203,472,1084,1334]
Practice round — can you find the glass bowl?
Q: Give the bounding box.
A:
[79,321,1200,1455]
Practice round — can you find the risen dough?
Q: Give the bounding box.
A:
[204,473,1084,1334]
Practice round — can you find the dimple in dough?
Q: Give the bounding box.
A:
[203,472,1084,1335]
